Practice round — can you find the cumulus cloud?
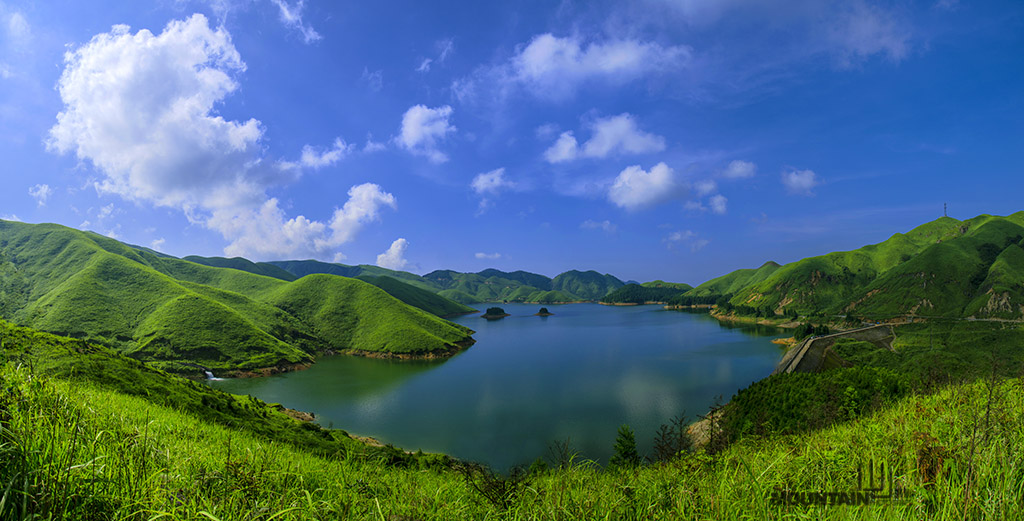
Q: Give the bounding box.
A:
[511,34,690,100]
[47,15,394,259]
[150,237,166,251]
[694,180,717,197]
[581,219,617,234]
[397,104,455,163]
[829,2,911,66]
[781,168,819,195]
[213,183,397,258]
[0,214,20,222]
[270,0,321,43]
[708,194,727,214]
[544,114,665,163]
[471,168,513,195]
[279,138,354,171]
[721,160,756,179]
[608,162,686,211]
[475,252,501,260]
[376,237,409,270]
[28,183,51,206]
[471,167,514,214]
[664,229,709,252]
[454,33,689,103]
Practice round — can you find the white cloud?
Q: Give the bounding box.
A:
[150,237,166,251]
[511,34,690,100]
[582,114,666,158]
[28,183,52,206]
[608,162,686,211]
[475,252,501,260]
[471,167,514,215]
[376,238,409,270]
[709,194,727,214]
[544,114,664,163]
[397,104,455,163]
[722,160,756,179]
[581,219,617,234]
[361,67,383,91]
[279,137,354,171]
[471,167,514,195]
[213,183,397,258]
[781,168,819,195]
[830,2,910,66]
[0,214,20,222]
[47,16,394,260]
[664,229,708,252]
[543,132,579,163]
[363,135,387,153]
[270,0,321,43]
[534,123,558,139]
[415,38,454,73]
[694,180,717,197]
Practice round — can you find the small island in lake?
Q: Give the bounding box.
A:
[481,306,511,320]
[535,307,554,316]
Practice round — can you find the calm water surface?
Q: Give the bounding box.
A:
[210,303,785,469]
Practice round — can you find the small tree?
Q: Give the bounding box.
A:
[538,307,550,315]
[609,424,641,469]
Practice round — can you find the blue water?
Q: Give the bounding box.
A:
[211,303,785,469]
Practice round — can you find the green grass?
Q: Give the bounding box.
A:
[0,221,473,372]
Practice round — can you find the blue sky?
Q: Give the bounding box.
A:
[0,0,1021,284]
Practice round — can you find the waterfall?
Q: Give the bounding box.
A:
[204,370,223,381]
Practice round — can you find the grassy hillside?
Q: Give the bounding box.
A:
[0,220,473,373]
[640,280,694,291]
[686,261,781,297]
[699,213,1024,319]
[600,283,689,304]
[4,320,1022,519]
[183,255,299,281]
[551,270,625,300]
[188,256,474,317]
[266,260,626,304]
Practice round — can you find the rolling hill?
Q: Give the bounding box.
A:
[0,220,474,374]
[692,212,1024,319]
[260,260,626,304]
[186,256,476,317]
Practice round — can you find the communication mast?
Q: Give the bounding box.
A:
[944,203,947,218]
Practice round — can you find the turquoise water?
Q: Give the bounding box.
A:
[210,303,785,470]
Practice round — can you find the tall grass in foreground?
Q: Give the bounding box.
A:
[0,360,1022,520]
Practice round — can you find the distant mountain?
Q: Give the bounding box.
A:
[696,213,1024,319]
[551,270,625,301]
[0,221,473,374]
[640,280,694,291]
[186,256,474,317]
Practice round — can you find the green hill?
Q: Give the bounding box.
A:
[0,220,473,373]
[686,261,781,297]
[697,213,1024,319]
[268,262,626,304]
[186,255,475,318]
[600,283,689,304]
[183,255,299,281]
[551,270,625,300]
[640,280,694,291]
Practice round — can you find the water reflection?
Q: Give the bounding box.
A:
[211,302,785,470]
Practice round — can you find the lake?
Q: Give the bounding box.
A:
[209,303,786,470]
